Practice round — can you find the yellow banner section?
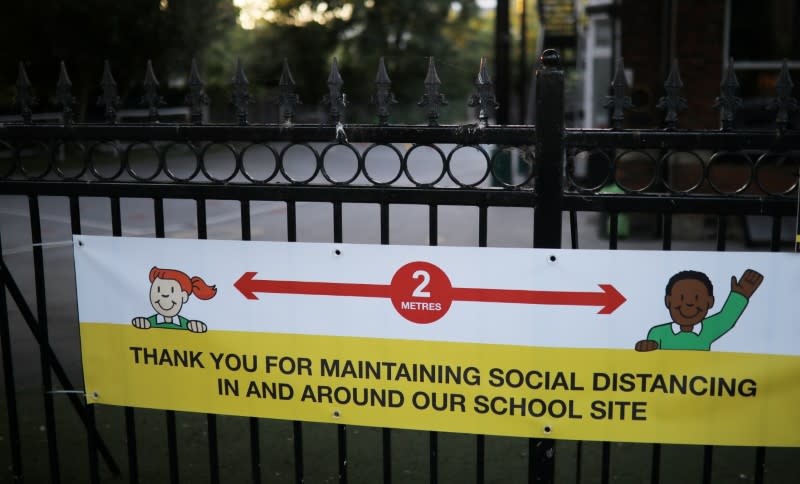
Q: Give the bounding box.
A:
[81,323,800,447]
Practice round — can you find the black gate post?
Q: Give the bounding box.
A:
[533,49,564,249]
[530,48,564,483]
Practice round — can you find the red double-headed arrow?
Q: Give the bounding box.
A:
[234,267,626,317]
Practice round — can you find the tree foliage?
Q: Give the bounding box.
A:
[239,0,491,123]
[0,0,238,118]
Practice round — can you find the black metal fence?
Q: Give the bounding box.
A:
[0,50,799,483]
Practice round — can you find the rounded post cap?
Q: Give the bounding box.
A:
[540,49,561,68]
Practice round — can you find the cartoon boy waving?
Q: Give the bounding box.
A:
[635,269,763,351]
[132,267,217,333]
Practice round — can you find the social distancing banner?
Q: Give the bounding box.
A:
[74,236,800,447]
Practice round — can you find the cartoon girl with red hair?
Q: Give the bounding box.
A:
[131,267,217,333]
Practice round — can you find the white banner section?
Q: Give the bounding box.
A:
[74,235,799,356]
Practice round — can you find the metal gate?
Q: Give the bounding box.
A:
[1,50,798,483]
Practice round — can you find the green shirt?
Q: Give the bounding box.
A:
[147,314,191,330]
[646,292,748,351]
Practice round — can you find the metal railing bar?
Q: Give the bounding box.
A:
[70,196,100,484]
[608,214,618,250]
[0,182,540,210]
[0,258,121,476]
[152,198,179,484]
[428,204,438,484]
[287,201,297,243]
[0,124,539,146]
[29,195,61,484]
[770,215,782,252]
[337,425,348,484]
[562,193,795,217]
[166,410,179,484]
[476,204,487,484]
[292,421,304,484]
[249,418,261,484]
[702,215,728,484]
[332,201,348,484]
[702,446,713,484]
[124,408,138,484]
[197,199,221,484]
[0,234,24,483]
[752,216,783,484]
[601,213,619,484]
[478,204,487,248]
[240,200,262,484]
[569,210,578,249]
[112,196,141,484]
[754,447,766,484]
[382,428,392,484]
[333,202,343,244]
[286,205,304,484]
[475,435,485,484]
[526,439,534,484]
[379,202,392,484]
[574,441,582,484]
[429,205,438,247]
[662,213,672,251]
[564,129,800,151]
[380,202,390,246]
[429,431,438,484]
[650,444,661,484]
[716,216,727,252]
[207,414,220,484]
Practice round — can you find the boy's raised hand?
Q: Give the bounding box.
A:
[731,269,764,299]
[635,339,658,352]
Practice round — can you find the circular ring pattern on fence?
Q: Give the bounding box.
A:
[200,142,240,183]
[755,151,800,196]
[706,151,753,195]
[163,142,201,182]
[320,142,362,185]
[566,148,612,192]
[493,146,538,188]
[362,143,404,186]
[279,143,321,184]
[240,143,280,183]
[52,141,87,180]
[660,150,706,194]
[404,144,447,186]
[17,140,55,180]
[446,144,492,188]
[125,142,163,181]
[612,150,658,193]
[88,141,125,181]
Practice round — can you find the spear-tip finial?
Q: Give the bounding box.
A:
[476,56,492,85]
[424,56,442,86]
[328,57,343,86]
[15,62,36,123]
[280,58,296,87]
[98,60,121,123]
[376,56,391,84]
[56,61,75,123]
[186,58,209,124]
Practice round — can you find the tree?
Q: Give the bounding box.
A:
[0,0,238,119]
[238,0,489,123]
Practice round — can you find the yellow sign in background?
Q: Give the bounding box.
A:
[81,323,800,447]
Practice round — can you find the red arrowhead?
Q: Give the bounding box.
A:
[234,272,259,300]
[597,284,626,314]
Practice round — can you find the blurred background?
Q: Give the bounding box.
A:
[2,1,797,128]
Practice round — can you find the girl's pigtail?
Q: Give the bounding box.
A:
[191,276,217,300]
